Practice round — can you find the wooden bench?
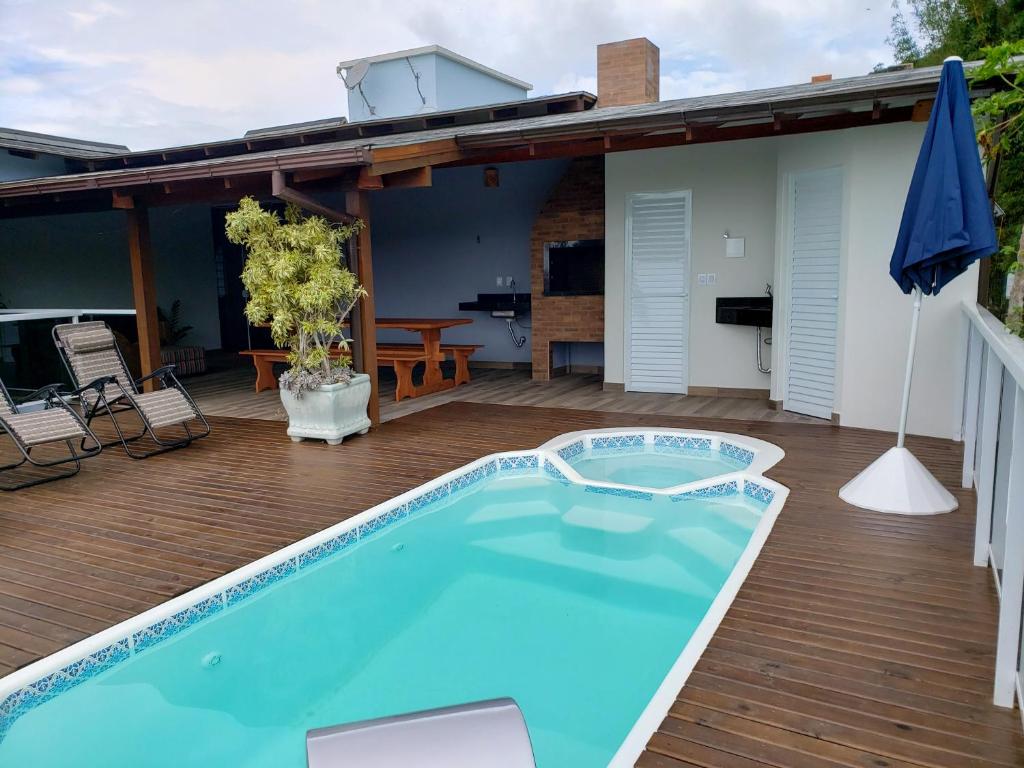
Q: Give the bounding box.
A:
[375,348,431,401]
[241,343,480,399]
[376,343,483,386]
[239,348,348,393]
[239,349,288,393]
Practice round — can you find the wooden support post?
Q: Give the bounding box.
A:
[126,207,161,392]
[346,190,379,426]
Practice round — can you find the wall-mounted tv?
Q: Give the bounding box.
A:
[543,240,605,296]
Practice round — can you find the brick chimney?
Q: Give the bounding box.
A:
[597,38,659,107]
[811,73,833,83]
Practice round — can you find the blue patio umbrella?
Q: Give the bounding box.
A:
[889,57,997,296]
[840,56,998,515]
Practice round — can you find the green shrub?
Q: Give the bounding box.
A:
[225,197,365,391]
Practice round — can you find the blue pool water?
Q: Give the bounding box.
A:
[1,473,765,768]
[568,447,747,489]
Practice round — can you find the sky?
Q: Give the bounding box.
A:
[0,0,901,151]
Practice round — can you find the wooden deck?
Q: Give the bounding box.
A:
[188,361,821,424]
[0,403,1021,767]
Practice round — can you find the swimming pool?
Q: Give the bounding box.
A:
[0,429,787,767]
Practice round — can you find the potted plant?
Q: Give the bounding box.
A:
[225,197,370,445]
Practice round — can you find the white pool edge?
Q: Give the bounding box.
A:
[0,428,789,766]
[606,478,788,767]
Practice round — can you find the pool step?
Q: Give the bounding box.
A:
[472,531,719,601]
[664,527,744,575]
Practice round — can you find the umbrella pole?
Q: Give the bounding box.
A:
[838,283,955,514]
[896,285,923,448]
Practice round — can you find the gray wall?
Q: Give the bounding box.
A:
[0,205,222,349]
[371,160,568,363]
[0,150,68,181]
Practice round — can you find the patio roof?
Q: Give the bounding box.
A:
[0,59,987,208]
[0,127,128,159]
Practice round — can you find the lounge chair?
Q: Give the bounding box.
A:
[306,698,537,768]
[52,321,210,459]
[0,378,102,490]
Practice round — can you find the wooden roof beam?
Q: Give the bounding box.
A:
[112,190,134,209]
[271,170,356,224]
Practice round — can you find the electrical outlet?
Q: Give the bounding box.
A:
[697,273,708,286]
[505,276,513,287]
[707,273,717,286]
[496,276,503,287]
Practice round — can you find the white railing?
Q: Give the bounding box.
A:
[960,300,1024,716]
[0,308,136,323]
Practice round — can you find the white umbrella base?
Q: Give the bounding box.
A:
[839,446,958,515]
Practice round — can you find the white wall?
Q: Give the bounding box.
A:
[799,122,971,439]
[605,139,778,390]
[607,121,974,440]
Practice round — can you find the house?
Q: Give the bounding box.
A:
[0,38,984,439]
[0,127,128,181]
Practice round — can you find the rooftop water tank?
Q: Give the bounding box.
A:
[337,45,532,122]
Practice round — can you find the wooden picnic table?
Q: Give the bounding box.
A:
[376,317,473,395]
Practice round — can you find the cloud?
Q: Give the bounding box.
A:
[0,0,896,150]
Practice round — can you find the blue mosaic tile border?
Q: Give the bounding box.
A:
[584,485,654,501]
[743,480,776,506]
[0,457,505,743]
[296,529,358,570]
[497,454,539,472]
[670,479,739,502]
[543,458,570,483]
[0,638,130,740]
[720,441,755,467]
[225,563,295,608]
[132,596,224,652]
[652,434,713,453]
[590,434,644,452]
[556,440,585,462]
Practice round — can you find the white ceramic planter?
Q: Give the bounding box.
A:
[280,373,371,445]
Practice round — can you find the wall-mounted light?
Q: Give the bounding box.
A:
[484,167,499,188]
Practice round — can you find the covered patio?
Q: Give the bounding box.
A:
[0,403,1019,767]
[0,65,968,433]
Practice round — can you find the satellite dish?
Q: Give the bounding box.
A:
[341,59,370,90]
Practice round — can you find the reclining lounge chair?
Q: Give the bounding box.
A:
[0,378,102,490]
[52,321,210,459]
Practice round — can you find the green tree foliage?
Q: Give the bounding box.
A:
[225,197,365,388]
[887,1,1024,330]
[888,0,1024,65]
[972,42,1024,331]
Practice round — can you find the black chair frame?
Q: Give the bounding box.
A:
[52,327,211,460]
[0,381,102,490]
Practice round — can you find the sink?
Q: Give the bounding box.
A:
[716,297,772,327]
[458,293,531,317]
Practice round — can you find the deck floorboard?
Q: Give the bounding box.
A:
[0,402,1020,766]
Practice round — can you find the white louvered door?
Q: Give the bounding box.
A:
[785,167,842,419]
[625,190,691,394]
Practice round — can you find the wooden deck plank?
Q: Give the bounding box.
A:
[0,402,1020,767]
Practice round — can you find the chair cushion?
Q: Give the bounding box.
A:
[131,389,197,429]
[1,409,86,447]
[63,326,116,354]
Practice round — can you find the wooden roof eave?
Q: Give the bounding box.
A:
[0,146,370,199]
